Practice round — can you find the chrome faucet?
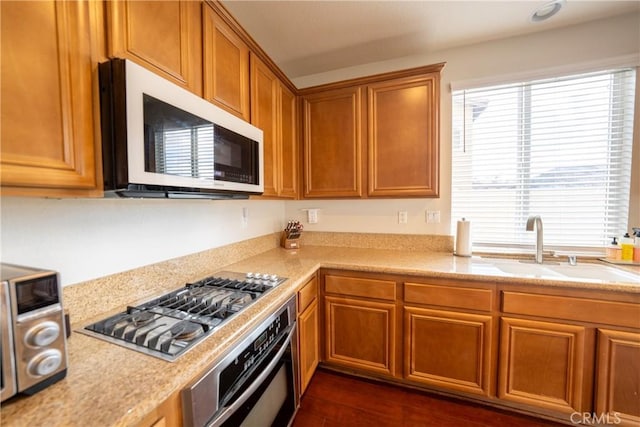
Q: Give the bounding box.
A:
[526,215,544,264]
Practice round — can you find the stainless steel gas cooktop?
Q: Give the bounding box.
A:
[80,271,286,361]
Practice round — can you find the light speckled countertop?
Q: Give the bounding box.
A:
[2,236,639,427]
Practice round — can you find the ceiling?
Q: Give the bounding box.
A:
[221,0,640,80]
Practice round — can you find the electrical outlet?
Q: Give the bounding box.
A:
[307,209,318,224]
[398,211,408,224]
[426,210,441,223]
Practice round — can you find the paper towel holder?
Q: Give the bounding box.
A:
[455,217,472,257]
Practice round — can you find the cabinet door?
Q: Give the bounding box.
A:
[367,74,439,197]
[498,317,593,414]
[303,87,364,198]
[134,390,182,427]
[278,83,298,199]
[250,53,278,197]
[324,296,396,376]
[1,0,100,196]
[299,298,319,395]
[202,4,249,121]
[404,307,493,396]
[595,329,640,427]
[107,0,202,95]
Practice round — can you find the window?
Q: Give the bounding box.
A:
[451,68,636,251]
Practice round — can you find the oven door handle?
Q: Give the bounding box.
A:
[209,323,296,427]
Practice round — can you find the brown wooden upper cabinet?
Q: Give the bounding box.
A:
[0,0,101,197]
[302,87,364,198]
[250,54,298,198]
[278,84,298,198]
[202,3,250,121]
[106,0,203,95]
[301,64,444,199]
[368,74,440,197]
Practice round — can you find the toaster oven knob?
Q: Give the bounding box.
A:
[28,349,62,377]
[25,321,60,347]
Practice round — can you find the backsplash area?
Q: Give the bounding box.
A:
[301,231,453,252]
[0,197,286,286]
[63,233,282,325]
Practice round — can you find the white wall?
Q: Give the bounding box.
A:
[0,197,285,286]
[288,13,640,236]
[285,199,447,235]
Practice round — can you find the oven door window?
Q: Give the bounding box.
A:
[220,336,296,427]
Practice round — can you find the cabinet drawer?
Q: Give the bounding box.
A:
[405,283,493,312]
[325,275,396,301]
[298,276,318,314]
[502,292,640,329]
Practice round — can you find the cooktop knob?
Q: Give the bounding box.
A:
[254,273,263,279]
[269,274,279,282]
[246,272,254,278]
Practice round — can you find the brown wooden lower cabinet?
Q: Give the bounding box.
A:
[135,391,182,427]
[595,328,640,427]
[404,306,494,396]
[297,275,320,395]
[298,298,319,395]
[324,296,397,377]
[498,317,594,414]
[315,269,640,425]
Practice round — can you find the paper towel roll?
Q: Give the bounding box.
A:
[455,218,472,257]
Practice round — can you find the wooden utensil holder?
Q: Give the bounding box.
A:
[281,232,300,249]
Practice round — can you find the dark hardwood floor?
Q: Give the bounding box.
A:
[292,369,566,427]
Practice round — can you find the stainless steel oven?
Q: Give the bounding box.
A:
[182,296,299,427]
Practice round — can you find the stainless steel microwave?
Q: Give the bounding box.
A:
[98,59,264,199]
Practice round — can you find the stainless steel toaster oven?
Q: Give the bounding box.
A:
[1,263,68,402]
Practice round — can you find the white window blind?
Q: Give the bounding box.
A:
[155,125,214,179]
[451,68,636,251]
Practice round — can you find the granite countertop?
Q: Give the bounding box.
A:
[2,241,639,427]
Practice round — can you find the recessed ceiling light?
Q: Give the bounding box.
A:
[530,0,566,23]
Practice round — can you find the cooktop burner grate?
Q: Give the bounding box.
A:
[80,271,286,361]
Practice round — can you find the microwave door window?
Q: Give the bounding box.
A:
[213,125,258,185]
[143,94,214,180]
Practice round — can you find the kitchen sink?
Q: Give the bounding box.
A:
[545,264,640,283]
[478,257,640,283]
[482,259,564,278]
